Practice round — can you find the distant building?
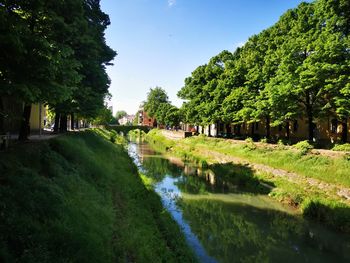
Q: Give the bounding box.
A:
[138,108,156,127]
[119,114,135,125]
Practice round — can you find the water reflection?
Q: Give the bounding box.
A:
[128,142,350,263]
[180,199,349,263]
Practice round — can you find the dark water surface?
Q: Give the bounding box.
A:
[128,142,350,263]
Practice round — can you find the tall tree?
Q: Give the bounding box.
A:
[314,0,350,142]
[144,87,169,118]
[0,0,83,140]
[268,2,323,141]
[53,0,116,132]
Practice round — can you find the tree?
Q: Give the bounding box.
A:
[116,110,127,120]
[0,0,82,139]
[164,106,181,128]
[92,106,114,125]
[144,87,169,118]
[52,0,116,133]
[267,2,323,141]
[313,0,350,142]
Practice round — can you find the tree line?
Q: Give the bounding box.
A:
[0,0,116,140]
[144,87,181,128]
[177,0,350,142]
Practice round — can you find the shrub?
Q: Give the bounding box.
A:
[260,137,268,143]
[293,140,314,155]
[244,137,256,150]
[332,143,350,152]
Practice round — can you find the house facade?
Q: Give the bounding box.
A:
[138,109,157,127]
[183,116,349,145]
[1,96,46,134]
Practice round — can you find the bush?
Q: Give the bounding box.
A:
[244,137,257,151]
[293,140,314,155]
[260,137,268,143]
[332,143,350,152]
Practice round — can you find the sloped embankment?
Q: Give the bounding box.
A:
[146,129,350,233]
[0,130,196,262]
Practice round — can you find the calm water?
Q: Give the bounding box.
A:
[128,142,350,263]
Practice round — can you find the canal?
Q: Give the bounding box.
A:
[128,142,350,263]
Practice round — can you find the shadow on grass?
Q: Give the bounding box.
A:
[302,198,350,233]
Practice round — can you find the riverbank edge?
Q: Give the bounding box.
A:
[142,129,350,233]
[0,129,197,262]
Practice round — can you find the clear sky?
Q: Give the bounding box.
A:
[100,0,310,115]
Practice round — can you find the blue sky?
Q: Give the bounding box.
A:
[101,0,310,115]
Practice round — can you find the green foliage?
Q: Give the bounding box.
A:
[244,137,257,151]
[260,138,268,143]
[332,143,350,152]
[144,87,169,118]
[293,140,314,155]
[144,87,181,127]
[115,110,127,120]
[0,131,196,262]
[0,0,116,137]
[92,106,115,126]
[178,0,350,143]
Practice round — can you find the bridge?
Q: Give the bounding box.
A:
[107,125,152,135]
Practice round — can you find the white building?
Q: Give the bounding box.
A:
[119,114,135,125]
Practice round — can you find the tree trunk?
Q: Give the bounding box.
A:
[341,120,348,143]
[0,97,4,134]
[285,121,290,140]
[251,123,255,137]
[265,116,270,139]
[226,124,231,134]
[18,104,32,141]
[307,108,314,142]
[59,114,67,133]
[71,113,75,130]
[305,91,314,142]
[208,124,211,137]
[235,124,241,136]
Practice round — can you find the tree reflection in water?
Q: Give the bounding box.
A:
[130,143,350,263]
[179,199,350,263]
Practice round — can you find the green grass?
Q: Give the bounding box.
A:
[145,130,350,233]
[179,135,350,188]
[0,130,197,262]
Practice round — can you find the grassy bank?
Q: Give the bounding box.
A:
[0,130,196,262]
[144,129,350,233]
